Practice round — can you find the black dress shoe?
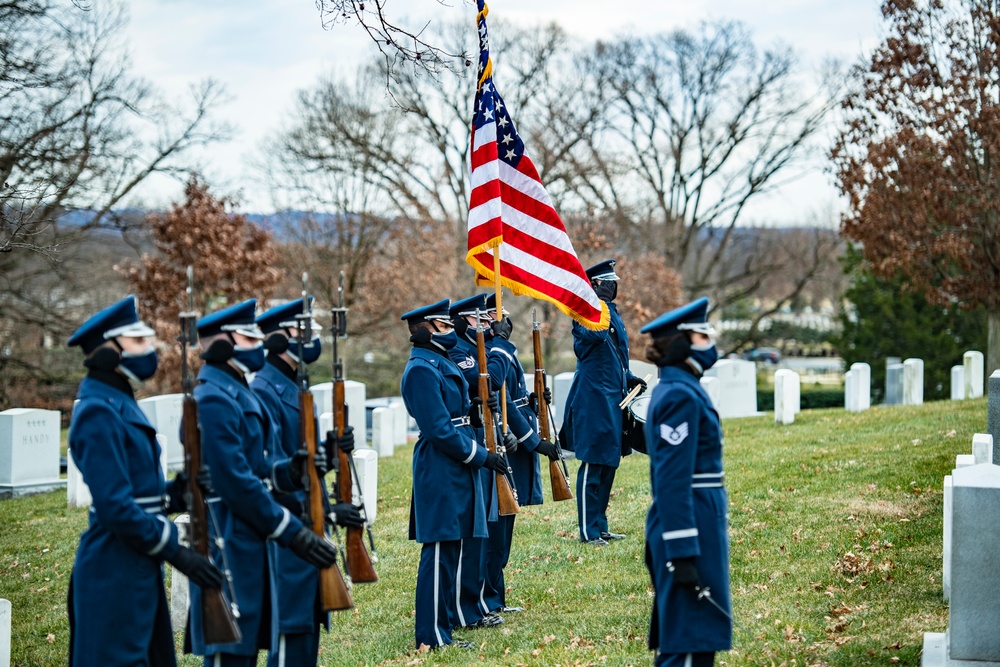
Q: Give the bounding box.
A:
[452,640,477,650]
[582,537,608,546]
[601,531,626,540]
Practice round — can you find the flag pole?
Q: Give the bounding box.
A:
[493,249,509,434]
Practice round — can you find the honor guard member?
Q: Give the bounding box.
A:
[447,294,523,629]
[400,299,508,650]
[251,298,364,667]
[640,298,731,666]
[483,293,560,614]
[67,296,224,667]
[561,259,646,545]
[191,299,339,667]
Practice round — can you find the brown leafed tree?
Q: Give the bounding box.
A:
[118,176,284,393]
[832,0,1000,374]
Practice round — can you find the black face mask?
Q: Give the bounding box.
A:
[264,332,290,355]
[200,338,235,364]
[593,281,617,302]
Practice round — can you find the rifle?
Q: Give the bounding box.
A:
[328,271,378,584]
[297,274,353,612]
[531,308,572,502]
[179,266,242,645]
[475,310,520,516]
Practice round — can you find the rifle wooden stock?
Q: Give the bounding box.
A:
[531,325,573,502]
[476,325,520,516]
[301,391,353,612]
[335,381,378,583]
[182,397,242,645]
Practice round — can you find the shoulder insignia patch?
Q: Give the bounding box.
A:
[660,422,689,446]
[457,357,475,370]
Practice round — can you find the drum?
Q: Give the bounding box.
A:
[621,394,651,456]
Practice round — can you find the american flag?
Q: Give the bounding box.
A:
[465,0,609,331]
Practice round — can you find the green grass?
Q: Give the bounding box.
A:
[0,398,985,666]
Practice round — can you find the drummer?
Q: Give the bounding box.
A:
[639,297,731,667]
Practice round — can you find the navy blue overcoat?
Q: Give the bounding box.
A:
[562,302,637,467]
[68,376,182,667]
[644,365,732,654]
[402,346,489,543]
[250,361,330,636]
[189,363,304,657]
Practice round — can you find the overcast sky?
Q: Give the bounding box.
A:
[124,0,885,222]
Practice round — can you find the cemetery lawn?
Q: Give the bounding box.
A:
[0,399,982,666]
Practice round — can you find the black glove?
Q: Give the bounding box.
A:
[469,396,484,429]
[627,376,648,395]
[671,557,700,590]
[314,444,330,477]
[484,452,508,474]
[535,440,559,461]
[334,425,355,455]
[327,502,365,529]
[528,388,553,414]
[486,391,499,415]
[543,387,552,405]
[501,429,519,454]
[288,527,339,569]
[167,546,224,590]
[289,449,311,491]
[168,466,214,512]
[490,316,513,340]
[196,466,214,495]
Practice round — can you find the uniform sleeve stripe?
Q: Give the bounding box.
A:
[493,348,514,362]
[661,528,698,541]
[463,440,479,464]
[269,506,292,539]
[517,428,534,443]
[148,516,171,556]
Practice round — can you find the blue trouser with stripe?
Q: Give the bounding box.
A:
[656,651,715,666]
[456,536,489,628]
[266,631,319,667]
[482,514,515,612]
[204,654,256,667]
[415,540,461,649]
[577,461,617,541]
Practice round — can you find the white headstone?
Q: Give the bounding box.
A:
[312,382,366,442]
[943,474,953,602]
[344,381,367,443]
[952,365,967,401]
[0,598,9,667]
[844,370,855,413]
[628,360,658,384]
[352,449,378,524]
[389,399,409,445]
[956,454,976,469]
[965,351,985,399]
[700,376,721,413]
[66,450,92,509]
[848,362,871,412]
[318,412,333,441]
[0,408,64,498]
[973,433,994,466]
[773,369,799,425]
[370,408,394,458]
[703,359,758,418]
[169,514,190,630]
[552,372,575,431]
[310,383,333,415]
[137,394,184,471]
[948,464,1000,660]
[902,358,924,406]
[885,362,904,406]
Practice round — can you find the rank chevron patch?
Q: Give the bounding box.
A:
[660,422,689,446]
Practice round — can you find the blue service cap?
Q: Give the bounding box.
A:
[197,299,264,340]
[484,292,509,316]
[68,295,156,354]
[256,297,316,335]
[585,259,619,282]
[400,298,451,326]
[450,294,490,319]
[640,297,715,338]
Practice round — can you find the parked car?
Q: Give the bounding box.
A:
[743,347,782,365]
